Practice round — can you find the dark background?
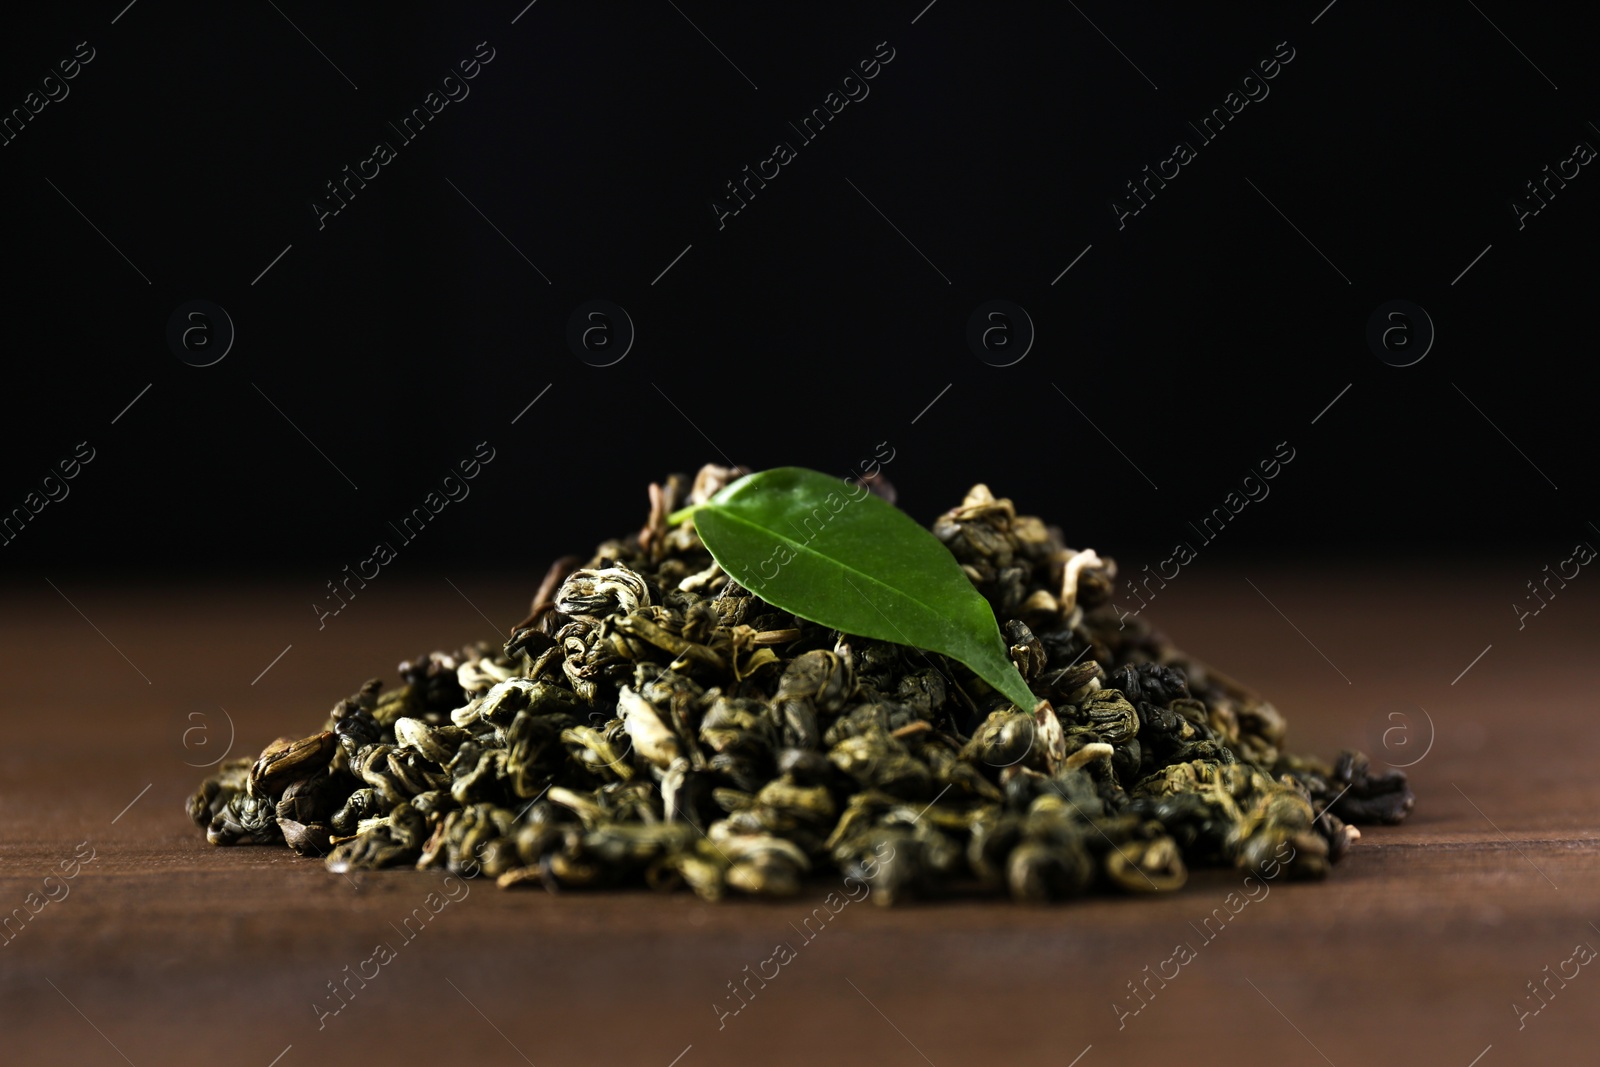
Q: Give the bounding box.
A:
[2,1,1594,589]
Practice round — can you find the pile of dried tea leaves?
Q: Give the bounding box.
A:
[189,466,1413,903]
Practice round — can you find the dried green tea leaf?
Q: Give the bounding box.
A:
[188,463,1412,906]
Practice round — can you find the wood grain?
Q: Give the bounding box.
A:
[1,568,1594,1067]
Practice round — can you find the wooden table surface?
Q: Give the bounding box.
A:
[2,567,1594,1067]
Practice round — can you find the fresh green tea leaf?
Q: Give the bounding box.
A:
[675,467,1038,711]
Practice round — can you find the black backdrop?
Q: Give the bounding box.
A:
[2,1,1594,581]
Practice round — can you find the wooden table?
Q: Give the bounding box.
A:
[2,569,1593,1066]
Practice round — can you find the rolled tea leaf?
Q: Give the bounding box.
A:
[677,467,1038,712]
